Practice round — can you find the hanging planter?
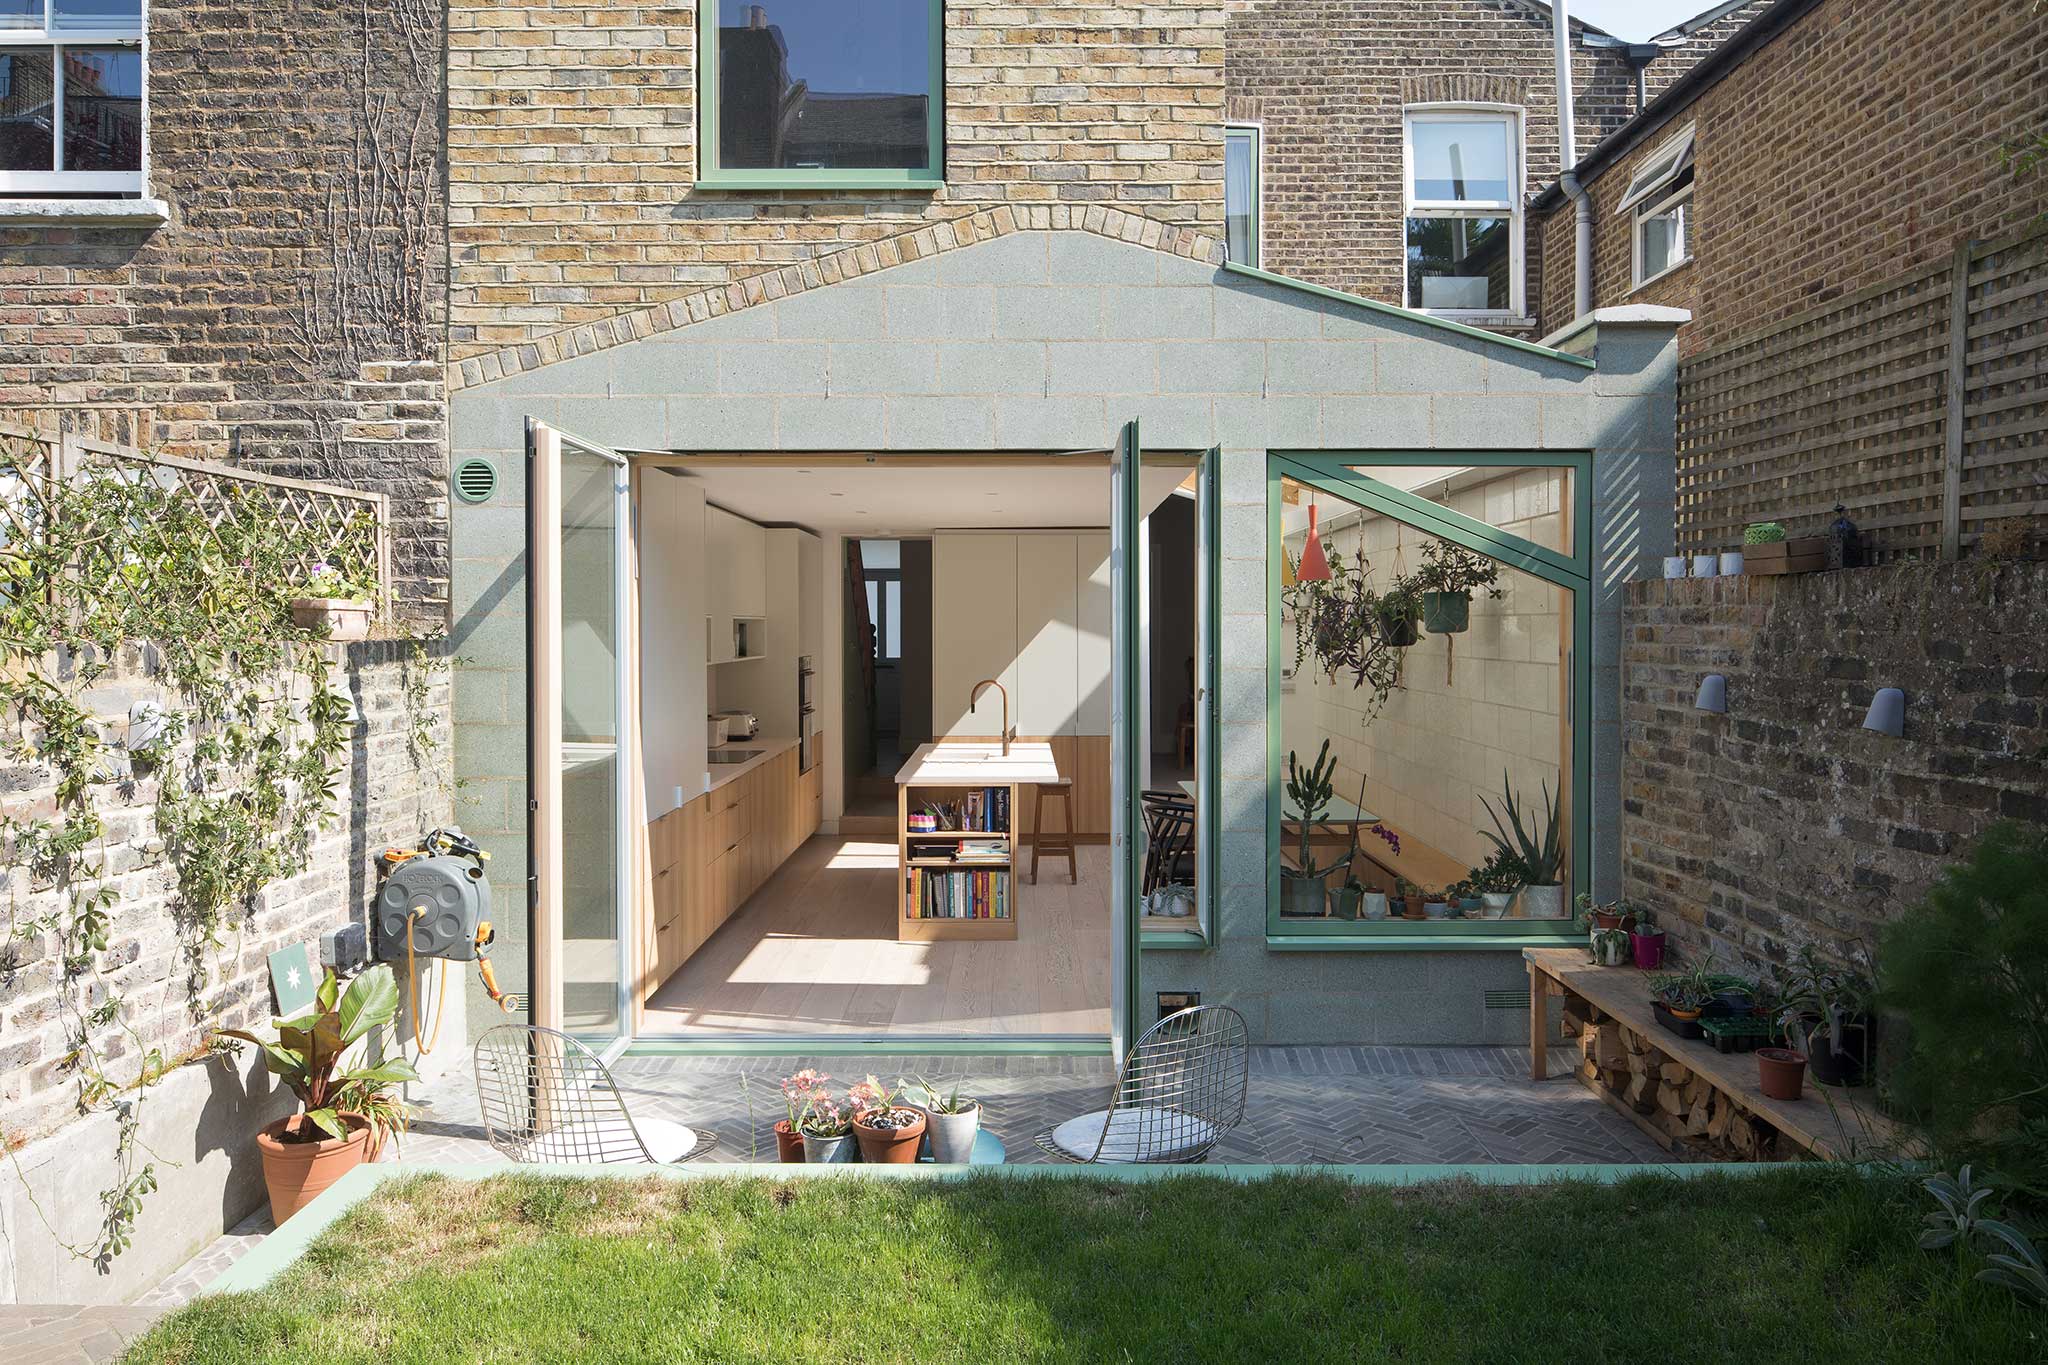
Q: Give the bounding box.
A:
[1421,590,1471,634]
[1376,592,1422,648]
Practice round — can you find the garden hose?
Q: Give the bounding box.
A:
[404,906,450,1055]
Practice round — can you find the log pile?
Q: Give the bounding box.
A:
[1572,1012,1777,1160]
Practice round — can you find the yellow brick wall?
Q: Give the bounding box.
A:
[447,1,1226,359]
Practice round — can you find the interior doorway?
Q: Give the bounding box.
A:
[843,538,932,825]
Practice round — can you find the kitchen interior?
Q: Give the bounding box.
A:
[632,455,1198,1039]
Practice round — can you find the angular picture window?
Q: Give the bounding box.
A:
[700,0,944,189]
[1402,107,1523,317]
[1224,124,1260,268]
[1621,127,1696,289]
[0,0,144,196]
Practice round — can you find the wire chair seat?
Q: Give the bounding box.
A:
[474,1024,718,1165]
[1034,1005,1249,1163]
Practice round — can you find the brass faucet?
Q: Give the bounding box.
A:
[968,678,1014,756]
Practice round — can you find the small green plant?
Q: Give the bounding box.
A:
[1921,1167,2048,1307]
[1412,538,1503,600]
[1649,961,1719,1012]
[1479,772,1563,885]
[298,561,376,600]
[1466,848,1526,896]
[907,1075,979,1116]
[1744,522,1788,545]
[1773,942,1874,1065]
[796,1092,850,1138]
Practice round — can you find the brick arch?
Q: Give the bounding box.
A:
[450,205,1226,393]
[1400,74,1532,108]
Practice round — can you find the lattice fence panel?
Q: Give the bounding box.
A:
[1960,231,2048,539]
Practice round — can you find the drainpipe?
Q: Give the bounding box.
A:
[1553,0,1593,318]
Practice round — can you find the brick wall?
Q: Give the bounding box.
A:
[1620,565,2048,981]
[0,0,451,617]
[446,0,1226,358]
[1535,0,2048,353]
[0,641,452,1150]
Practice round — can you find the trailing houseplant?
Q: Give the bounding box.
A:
[1413,537,1502,635]
[1479,773,1565,917]
[1280,742,1348,917]
[1287,544,1404,720]
[1773,943,1875,1087]
[849,1074,927,1164]
[907,1075,981,1164]
[216,965,418,1225]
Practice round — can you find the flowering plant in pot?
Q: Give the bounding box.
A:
[1627,905,1666,970]
[906,1076,981,1163]
[216,964,418,1225]
[849,1074,927,1164]
[289,562,377,642]
[798,1091,856,1163]
[1480,773,1565,918]
[775,1069,829,1163]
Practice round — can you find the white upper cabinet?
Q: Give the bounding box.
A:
[705,505,768,621]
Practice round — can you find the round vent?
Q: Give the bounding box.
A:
[454,457,498,504]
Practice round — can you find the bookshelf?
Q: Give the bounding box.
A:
[896,778,1018,942]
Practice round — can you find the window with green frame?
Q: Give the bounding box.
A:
[1266,454,1591,948]
[697,0,945,190]
[1224,124,1260,268]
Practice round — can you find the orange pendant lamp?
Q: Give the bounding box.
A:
[1296,502,1332,583]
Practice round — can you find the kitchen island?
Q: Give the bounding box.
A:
[894,742,1060,943]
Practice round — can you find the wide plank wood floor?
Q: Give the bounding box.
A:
[644,835,1111,1037]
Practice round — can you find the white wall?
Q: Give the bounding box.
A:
[932,530,1114,738]
[638,469,708,816]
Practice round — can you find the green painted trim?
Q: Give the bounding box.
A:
[1201,444,1222,942]
[1265,459,1285,947]
[1267,934,1580,953]
[207,1158,1825,1295]
[1268,917,1579,938]
[1114,418,1144,1055]
[696,0,946,187]
[1220,260,1596,369]
[1224,124,1260,268]
[1140,933,1210,950]
[626,1038,1110,1057]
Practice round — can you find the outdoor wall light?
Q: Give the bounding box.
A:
[1863,687,1906,738]
[1694,674,1727,714]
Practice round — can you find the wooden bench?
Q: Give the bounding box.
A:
[1525,947,1906,1162]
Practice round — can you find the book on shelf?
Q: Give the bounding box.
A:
[906,866,1010,920]
[912,787,1011,834]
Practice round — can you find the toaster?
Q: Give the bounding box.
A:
[714,709,759,740]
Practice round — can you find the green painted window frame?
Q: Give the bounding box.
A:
[694,0,947,191]
[1264,450,1594,945]
[1223,124,1260,269]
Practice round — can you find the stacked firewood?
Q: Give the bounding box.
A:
[1562,1001,1776,1159]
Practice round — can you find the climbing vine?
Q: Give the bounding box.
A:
[0,435,375,1264]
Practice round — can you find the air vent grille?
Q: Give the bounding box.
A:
[1483,988,1531,1011]
[454,456,499,504]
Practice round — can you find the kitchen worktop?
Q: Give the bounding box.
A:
[894,741,1061,786]
[705,735,799,793]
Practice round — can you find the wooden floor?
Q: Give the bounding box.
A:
[645,834,1112,1037]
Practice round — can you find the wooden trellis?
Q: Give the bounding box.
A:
[1676,228,2047,563]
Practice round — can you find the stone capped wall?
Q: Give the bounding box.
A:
[1620,564,2048,978]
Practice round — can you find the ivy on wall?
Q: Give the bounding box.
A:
[0,439,376,1264]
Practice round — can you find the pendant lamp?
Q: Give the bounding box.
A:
[1297,502,1332,582]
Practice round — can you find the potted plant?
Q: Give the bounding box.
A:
[1580,899,1630,966]
[1280,742,1349,917]
[1773,944,1875,1087]
[775,1068,828,1163]
[1757,1046,1807,1101]
[1287,545,1403,721]
[798,1091,856,1163]
[849,1075,927,1164]
[1419,885,1450,920]
[1359,886,1390,920]
[1744,522,1788,545]
[290,562,377,642]
[1479,773,1565,918]
[1448,880,1482,918]
[1575,893,1635,933]
[1649,963,1716,1038]
[1414,538,1502,635]
[1375,581,1424,648]
[1468,849,1523,919]
[1330,876,1365,920]
[907,1076,980,1164]
[1628,905,1666,970]
[1392,877,1419,919]
[217,965,418,1225]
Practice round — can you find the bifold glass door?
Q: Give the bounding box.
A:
[527,420,633,1045]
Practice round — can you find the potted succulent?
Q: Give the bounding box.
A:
[1575,894,1636,933]
[1649,963,1717,1039]
[1414,538,1503,635]
[289,562,377,642]
[1757,1046,1807,1101]
[849,1075,927,1164]
[1280,743,1349,917]
[217,965,418,1225]
[1449,880,1482,918]
[775,1068,829,1163]
[1467,849,1523,919]
[1773,945,1875,1087]
[1628,905,1666,970]
[1375,582,1424,648]
[907,1076,981,1164]
[1580,899,1630,966]
[1419,885,1450,920]
[1392,877,1420,919]
[1479,773,1565,918]
[798,1091,856,1163]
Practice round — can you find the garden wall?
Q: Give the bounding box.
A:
[1619,562,2048,978]
[0,640,454,1306]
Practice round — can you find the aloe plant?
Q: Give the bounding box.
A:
[1478,772,1563,885]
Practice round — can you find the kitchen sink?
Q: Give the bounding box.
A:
[708,749,761,765]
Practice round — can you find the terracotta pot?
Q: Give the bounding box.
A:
[256,1112,372,1225]
[852,1107,927,1164]
[1758,1047,1807,1101]
[773,1119,805,1163]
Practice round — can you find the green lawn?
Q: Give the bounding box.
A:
[127,1169,2043,1364]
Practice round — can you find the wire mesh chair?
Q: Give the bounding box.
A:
[1033,1005,1249,1163]
[474,1024,717,1165]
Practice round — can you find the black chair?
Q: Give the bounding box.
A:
[1139,790,1196,897]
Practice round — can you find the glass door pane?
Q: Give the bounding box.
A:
[1109,419,1141,1056]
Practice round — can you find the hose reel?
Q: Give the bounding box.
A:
[377,827,517,1051]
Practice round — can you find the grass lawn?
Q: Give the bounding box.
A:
[127,1169,2043,1364]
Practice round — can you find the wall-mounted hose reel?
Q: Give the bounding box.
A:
[377,826,517,1051]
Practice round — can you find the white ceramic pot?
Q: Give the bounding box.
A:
[925,1105,981,1164]
[289,596,373,642]
[1423,900,1450,920]
[1662,556,1688,579]
[1360,892,1389,921]
[1481,892,1513,920]
[1720,551,1744,575]
[1518,883,1567,919]
[1692,554,1719,578]
[802,1131,856,1163]
[1591,932,1629,966]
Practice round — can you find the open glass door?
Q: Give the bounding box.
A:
[1109,420,1142,1057]
[1195,446,1220,937]
[527,419,634,1046]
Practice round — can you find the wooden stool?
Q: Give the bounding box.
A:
[1029,779,1077,885]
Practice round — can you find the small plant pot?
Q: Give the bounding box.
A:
[1421,591,1471,634]
[1480,892,1513,920]
[1279,869,1335,917]
[773,1119,804,1163]
[1380,613,1421,648]
[1662,556,1689,579]
[1652,1001,1705,1040]
[924,1104,981,1164]
[1360,892,1390,921]
[1803,1019,1872,1087]
[853,1108,928,1164]
[1691,554,1719,578]
[1719,551,1744,575]
[801,1130,857,1163]
[1457,896,1482,916]
[1423,899,1450,920]
[1518,884,1567,919]
[1590,932,1629,966]
[1757,1047,1807,1101]
[1629,929,1666,971]
[1329,886,1363,921]
[289,596,373,642]
[256,1112,372,1225]
[1589,910,1631,932]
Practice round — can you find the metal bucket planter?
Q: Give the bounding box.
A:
[923,1104,982,1164]
[1279,869,1334,917]
[802,1129,857,1163]
[1421,591,1471,634]
[1329,884,1363,920]
[1518,883,1567,919]
[1480,892,1513,919]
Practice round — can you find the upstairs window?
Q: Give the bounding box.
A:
[1224,123,1260,267]
[699,0,943,190]
[1619,126,1696,289]
[0,0,144,197]
[1402,107,1524,318]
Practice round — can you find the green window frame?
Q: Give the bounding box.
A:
[1264,451,1593,950]
[1224,124,1260,269]
[695,0,946,191]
